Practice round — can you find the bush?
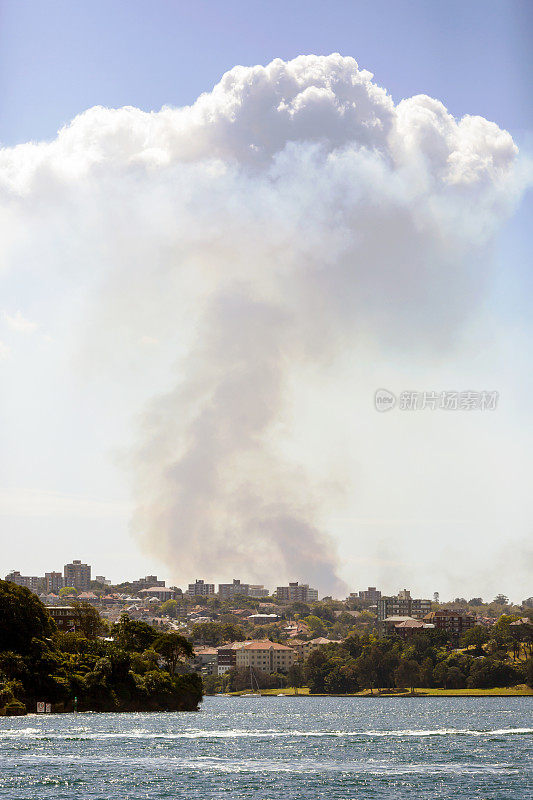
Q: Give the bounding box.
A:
[4,699,26,716]
[467,658,522,689]
[202,675,225,695]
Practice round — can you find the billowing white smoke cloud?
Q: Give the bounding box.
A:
[0,55,522,595]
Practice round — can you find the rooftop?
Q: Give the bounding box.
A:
[240,640,294,651]
[395,619,434,629]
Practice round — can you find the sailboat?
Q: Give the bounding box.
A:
[243,665,261,697]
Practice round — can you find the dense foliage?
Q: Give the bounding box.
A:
[191,622,246,646]
[303,631,531,694]
[0,581,202,715]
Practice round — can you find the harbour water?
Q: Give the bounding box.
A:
[0,696,531,799]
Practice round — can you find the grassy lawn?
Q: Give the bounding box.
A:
[257,687,310,695]
[409,685,533,696]
[223,685,532,697]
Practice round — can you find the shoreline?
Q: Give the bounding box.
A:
[217,685,533,698]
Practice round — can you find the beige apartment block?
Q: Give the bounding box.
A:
[235,641,295,674]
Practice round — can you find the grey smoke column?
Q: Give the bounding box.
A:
[132,289,347,596]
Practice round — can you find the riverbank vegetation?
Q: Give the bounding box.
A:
[226,685,533,696]
[204,623,533,696]
[0,580,202,715]
[301,630,533,694]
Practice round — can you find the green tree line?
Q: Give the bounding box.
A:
[0,580,202,715]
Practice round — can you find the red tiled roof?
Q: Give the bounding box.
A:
[240,640,294,651]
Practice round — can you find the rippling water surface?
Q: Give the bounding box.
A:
[0,696,531,799]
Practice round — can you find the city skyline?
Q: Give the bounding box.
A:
[3,560,529,607]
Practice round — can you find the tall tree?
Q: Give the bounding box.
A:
[0,580,54,652]
[154,633,193,674]
[113,614,158,652]
[394,659,420,694]
[71,600,106,639]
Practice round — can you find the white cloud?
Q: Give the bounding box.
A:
[0,54,528,595]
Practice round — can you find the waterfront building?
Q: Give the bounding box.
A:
[216,641,248,675]
[235,640,295,674]
[193,647,219,676]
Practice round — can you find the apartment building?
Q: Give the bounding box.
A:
[289,639,314,661]
[411,598,432,617]
[378,594,411,620]
[248,585,270,598]
[290,637,336,661]
[357,586,382,603]
[44,571,64,593]
[193,647,218,676]
[187,579,215,596]
[377,589,431,621]
[47,606,78,631]
[130,575,165,591]
[64,560,91,591]
[5,571,40,591]
[235,641,295,674]
[423,609,476,636]
[138,586,180,602]
[217,641,248,675]
[218,579,269,599]
[276,581,319,603]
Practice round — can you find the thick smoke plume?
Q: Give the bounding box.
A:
[0,55,521,594]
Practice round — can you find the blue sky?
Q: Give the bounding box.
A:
[1,0,532,145]
[0,1,531,597]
